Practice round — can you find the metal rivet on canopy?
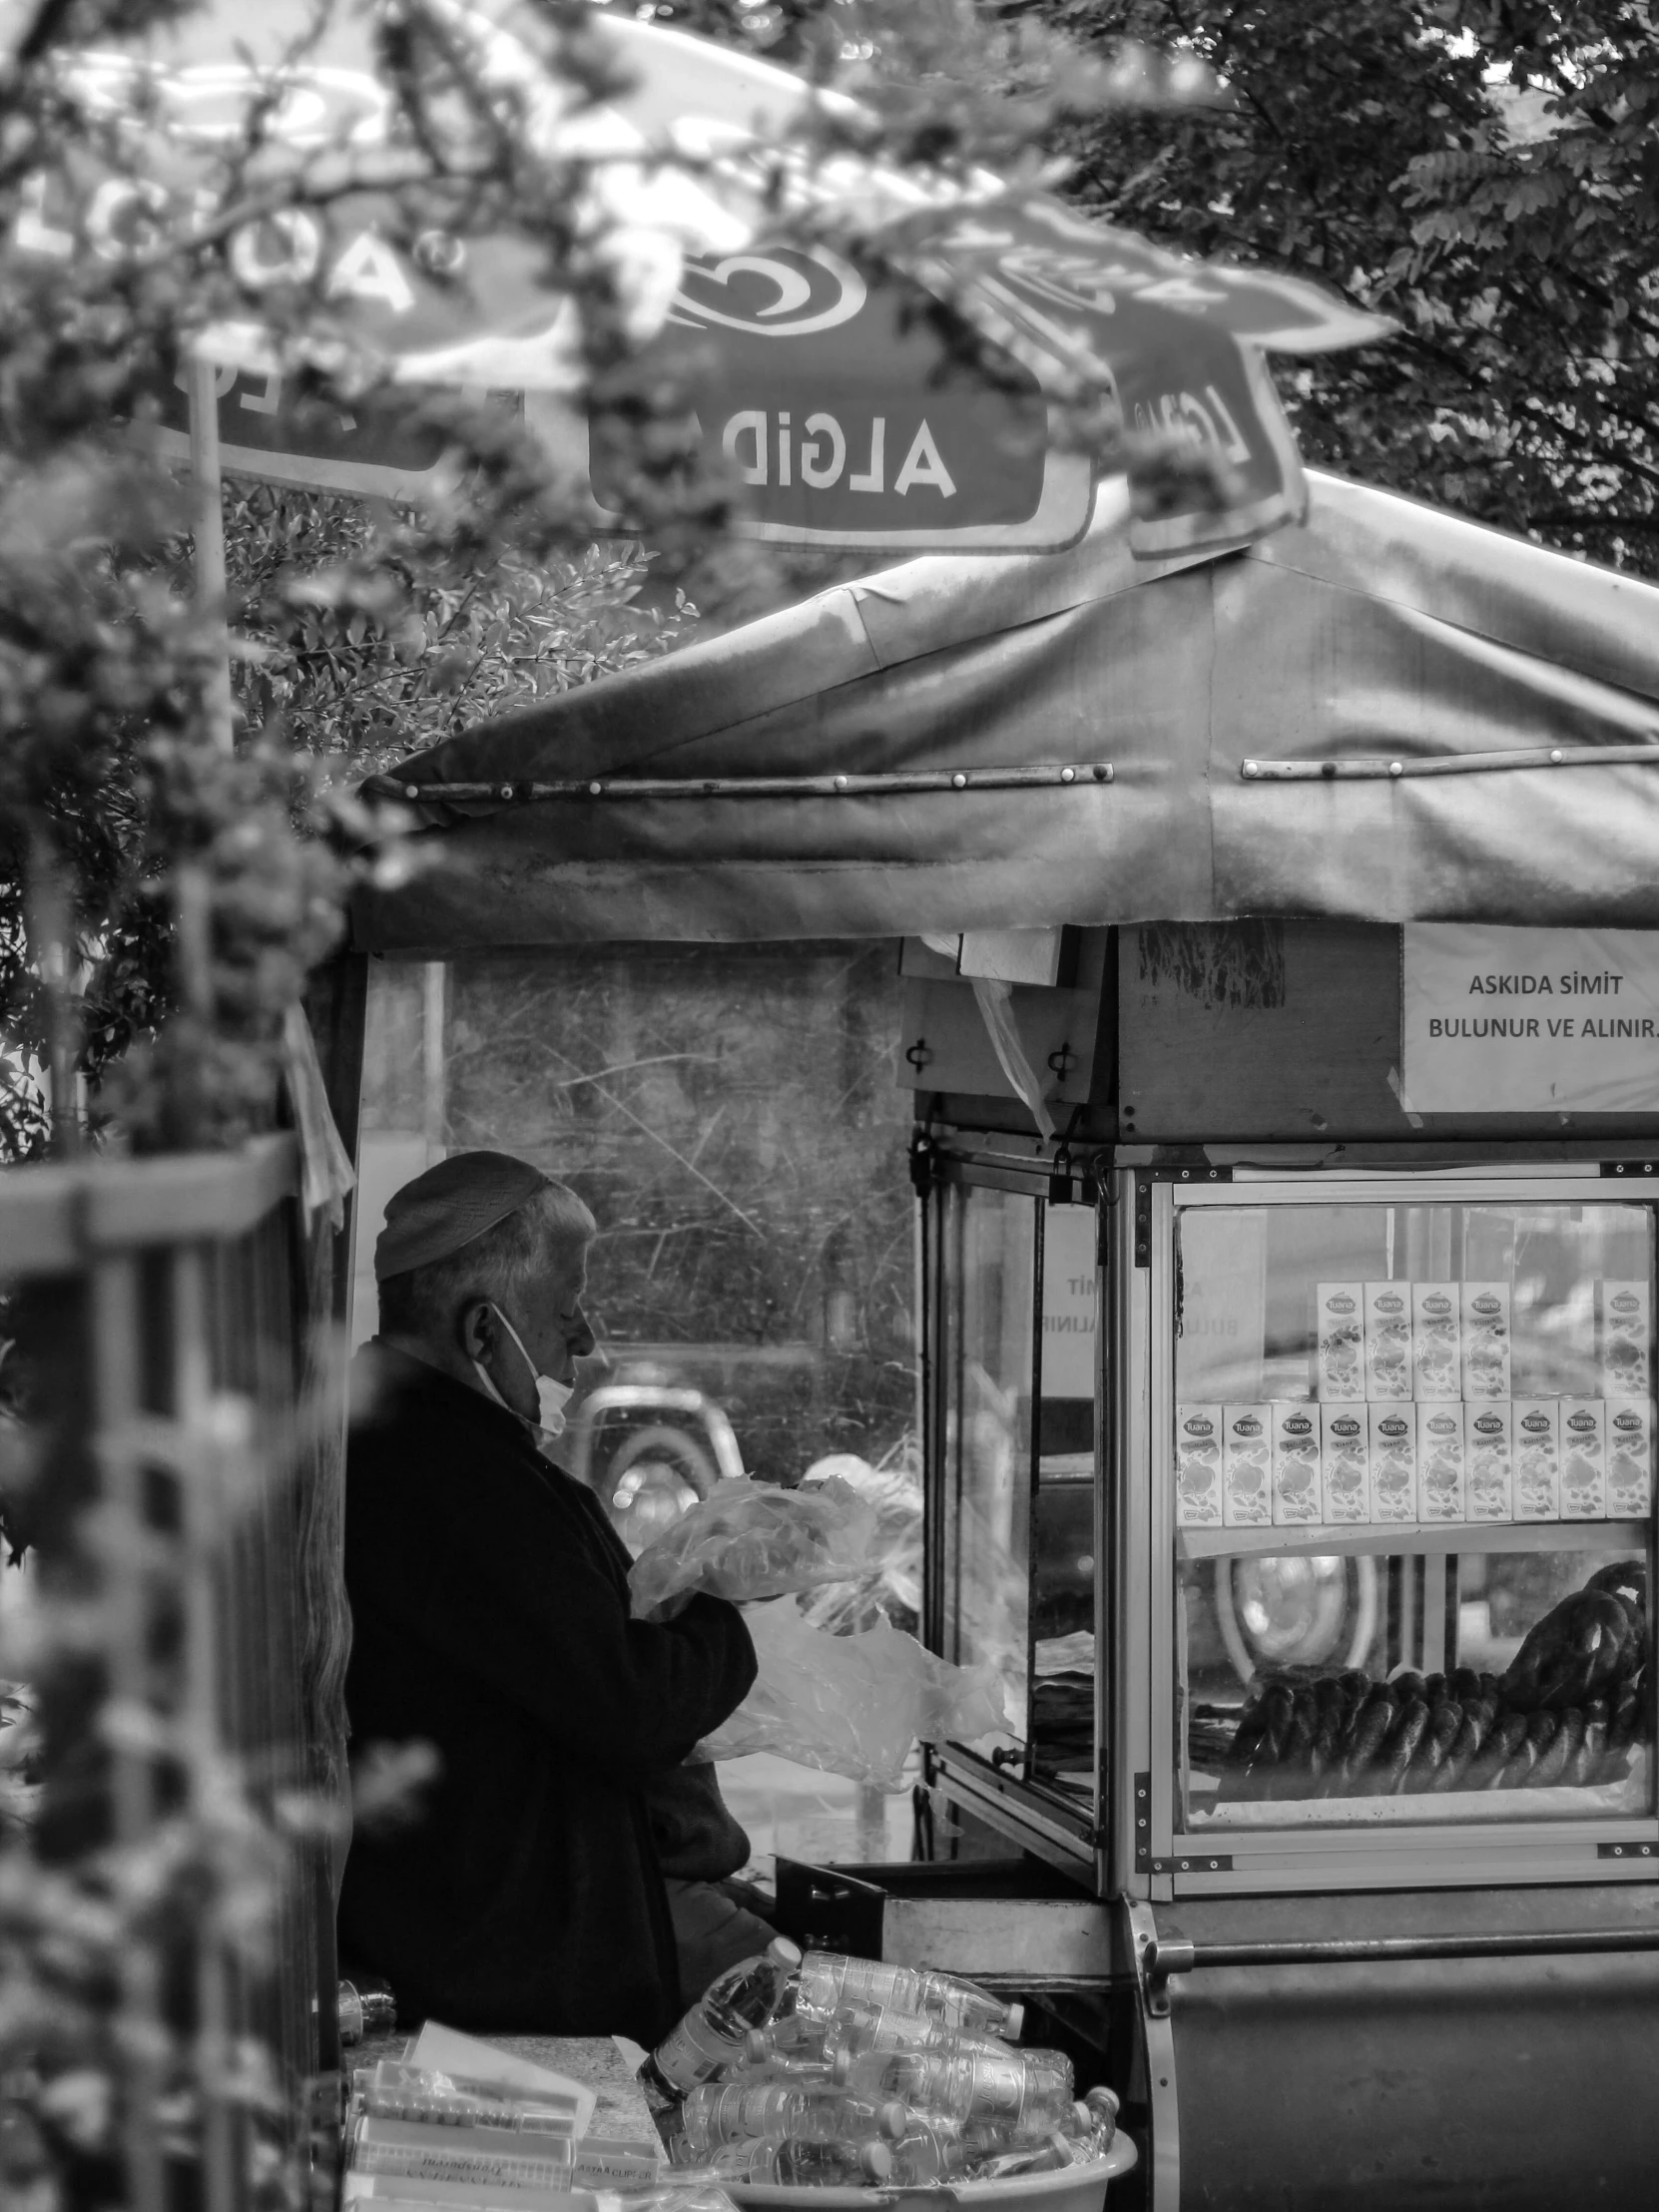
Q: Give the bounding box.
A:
[951,773,968,790]
[1550,749,1564,763]
[498,784,513,800]
[1060,766,1076,784]
[404,785,420,800]
[1242,761,1258,778]
[1388,762,1403,777]
[589,781,603,797]
[833,775,849,792]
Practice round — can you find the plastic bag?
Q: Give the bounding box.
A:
[630,1477,877,1620]
[697,1604,1009,1789]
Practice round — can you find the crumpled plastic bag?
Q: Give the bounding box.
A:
[629,1476,877,1620]
[697,1602,1009,1789]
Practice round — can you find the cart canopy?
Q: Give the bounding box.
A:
[354,471,1659,953]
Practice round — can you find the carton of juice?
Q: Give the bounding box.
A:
[1364,1283,1412,1401]
[1222,1404,1273,1529]
[1558,1398,1606,1518]
[1512,1399,1561,1521]
[1175,1404,1224,1528]
[1415,1402,1465,1521]
[1411,1283,1460,1401]
[1314,1284,1365,1400]
[1271,1403,1322,1526]
[1460,1282,1512,1400]
[1368,1404,1417,1523]
[1464,1401,1512,1523]
[1321,1405,1370,1525]
[1598,1281,1652,1401]
[1605,1399,1654,1518]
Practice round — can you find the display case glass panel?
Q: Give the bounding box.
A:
[1172,1196,1655,1832]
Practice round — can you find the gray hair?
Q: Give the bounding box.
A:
[378,1181,595,1339]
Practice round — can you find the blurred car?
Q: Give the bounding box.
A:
[568,1372,745,1554]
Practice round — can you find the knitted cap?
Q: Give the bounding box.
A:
[375,1151,552,1281]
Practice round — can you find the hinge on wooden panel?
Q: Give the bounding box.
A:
[1600,1161,1659,1180]
[1147,1855,1234,1875]
[1599,1841,1659,1859]
[1133,1770,1152,1868]
[1133,1182,1152,1267]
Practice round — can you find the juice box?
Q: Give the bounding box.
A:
[1411,1283,1460,1400]
[1605,1399,1654,1518]
[1222,1404,1273,1529]
[1363,1282,1412,1401]
[1460,1282,1512,1400]
[1174,1403,1224,1528]
[1464,1401,1513,1523]
[1368,1404,1417,1522]
[1314,1283,1365,1400]
[1415,1401,1465,1521]
[1320,1404,1370,1525]
[1598,1281,1652,1400]
[1512,1399,1561,1521]
[1271,1403,1322,1526]
[1558,1397,1607,1518]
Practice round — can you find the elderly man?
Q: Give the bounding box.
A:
[338,1150,757,2040]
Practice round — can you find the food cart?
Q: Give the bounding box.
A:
[333,469,1659,2209]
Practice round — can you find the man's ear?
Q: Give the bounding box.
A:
[458,1301,494,1363]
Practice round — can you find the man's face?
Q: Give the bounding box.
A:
[512,1237,597,1386]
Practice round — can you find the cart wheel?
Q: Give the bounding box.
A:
[601,1425,721,1553]
[1215,1552,1380,1682]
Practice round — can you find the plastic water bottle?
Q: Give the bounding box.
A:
[643,1937,803,2099]
[741,2019,843,2074]
[705,2137,894,2185]
[796,1952,1023,2040]
[885,2121,973,2185]
[673,2081,909,2158]
[842,2048,1073,2130]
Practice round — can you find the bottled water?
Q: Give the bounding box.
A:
[885,2121,974,2185]
[841,2047,1073,2130]
[643,1938,803,2100]
[673,2081,908,2159]
[795,1952,1023,2040]
[705,2137,894,2185]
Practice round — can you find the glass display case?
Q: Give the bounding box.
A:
[1140,1167,1658,1895]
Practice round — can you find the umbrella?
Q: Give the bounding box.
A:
[8,1,1389,554]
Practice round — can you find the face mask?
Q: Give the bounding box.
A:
[472,1304,576,1440]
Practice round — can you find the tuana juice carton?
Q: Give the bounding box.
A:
[1512,1399,1561,1521]
[1368,1404,1417,1523]
[1175,1404,1224,1528]
[1598,1281,1652,1401]
[1415,1401,1465,1521]
[1222,1404,1273,1529]
[1320,1405,1370,1525]
[1605,1399,1654,1518]
[1271,1403,1323,1526]
[1460,1283,1512,1400]
[1558,1398,1607,1518]
[1314,1284,1365,1400]
[1411,1283,1460,1401]
[1464,1402,1513,1523]
[1363,1283,1413,1401]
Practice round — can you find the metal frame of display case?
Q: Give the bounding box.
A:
[1132,1156,1659,1904]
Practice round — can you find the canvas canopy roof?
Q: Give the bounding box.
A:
[354,471,1659,954]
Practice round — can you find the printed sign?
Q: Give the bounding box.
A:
[1041,1205,1097,1399]
[1401,924,1659,1115]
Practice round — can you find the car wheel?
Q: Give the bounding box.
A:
[1214,1553,1380,1682]
[601,1425,721,1553]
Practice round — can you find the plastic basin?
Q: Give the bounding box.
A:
[725,2138,1137,2212]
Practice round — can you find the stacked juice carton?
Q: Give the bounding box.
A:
[1176,1279,1655,1531]
[343,2021,685,2212]
[647,1943,1120,2188]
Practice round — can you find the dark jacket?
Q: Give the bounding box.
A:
[338,1346,757,2040]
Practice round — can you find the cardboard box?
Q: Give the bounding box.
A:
[1411,1283,1460,1401]
[1464,1401,1513,1523]
[1222,1403,1273,1528]
[1415,1401,1465,1521]
[1368,1404,1417,1522]
[1558,1397,1607,1518]
[1175,1403,1224,1529]
[1271,1402,1323,1525]
[1314,1283,1366,1400]
[1320,1404,1370,1525]
[1605,1399,1654,1518]
[1364,1282,1413,1400]
[1598,1280,1652,1400]
[1460,1282,1512,1400]
[1512,1399,1561,1521]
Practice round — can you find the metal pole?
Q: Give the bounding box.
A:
[185,352,236,754]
